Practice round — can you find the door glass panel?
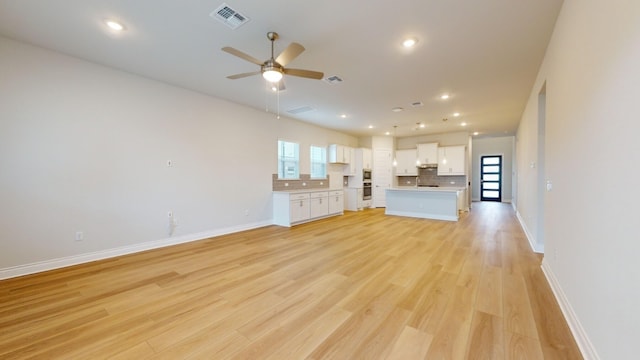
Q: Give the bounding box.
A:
[482,190,500,198]
[482,157,500,165]
[483,174,500,181]
[483,182,500,190]
[483,165,500,173]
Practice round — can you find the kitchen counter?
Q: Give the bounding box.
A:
[385,186,465,221]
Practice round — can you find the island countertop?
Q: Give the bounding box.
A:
[388,186,465,193]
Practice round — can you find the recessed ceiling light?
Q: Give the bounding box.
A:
[391,107,404,112]
[340,114,347,118]
[453,112,460,117]
[473,132,479,136]
[368,125,374,129]
[440,94,450,100]
[461,122,467,127]
[419,123,426,128]
[402,38,418,48]
[105,20,125,31]
[385,131,391,135]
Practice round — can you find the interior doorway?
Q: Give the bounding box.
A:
[480,155,502,202]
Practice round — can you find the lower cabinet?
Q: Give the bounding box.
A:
[328,190,344,214]
[273,190,344,227]
[310,192,329,218]
[289,194,310,224]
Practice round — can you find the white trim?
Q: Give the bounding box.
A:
[541,260,600,360]
[515,209,544,253]
[0,220,272,280]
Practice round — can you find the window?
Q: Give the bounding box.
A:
[278,140,299,179]
[310,145,327,179]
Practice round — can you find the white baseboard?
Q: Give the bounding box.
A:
[0,220,272,280]
[515,209,544,253]
[541,260,600,360]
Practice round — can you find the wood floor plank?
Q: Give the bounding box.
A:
[465,310,505,359]
[476,264,503,316]
[384,326,433,360]
[0,203,582,359]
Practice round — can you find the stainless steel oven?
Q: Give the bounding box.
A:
[363,181,372,200]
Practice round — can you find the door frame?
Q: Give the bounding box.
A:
[480,155,502,202]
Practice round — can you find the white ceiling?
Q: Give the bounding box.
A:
[0,0,563,138]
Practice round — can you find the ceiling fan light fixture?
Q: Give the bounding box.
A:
[262,68,283,82]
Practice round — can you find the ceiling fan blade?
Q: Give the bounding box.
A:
[284,68,324,80]
[275,42,305,66]
[221,47,263,66]
[227,71,261,79]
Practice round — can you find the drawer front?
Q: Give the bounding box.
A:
[309,191,328,199]
[290,193,310,201]
[329,190,343,197]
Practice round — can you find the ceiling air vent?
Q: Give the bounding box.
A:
[324,75,343,84]
[211,3,250,29]
[287,106,315,115]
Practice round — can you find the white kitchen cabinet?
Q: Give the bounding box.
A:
[273,190,342,227]
[289,193,311,224]
[345,188,363,211]
[437,145,466,176]
[395,149,418,176]
[417,143,438,166]
[328,190,344,214]
[329,144,351,164]
[309,192,329,218]
[343,147,357,175]
[361,148,373,170]
[346,147,373,181]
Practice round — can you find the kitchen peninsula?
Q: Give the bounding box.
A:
[385,187,466,221]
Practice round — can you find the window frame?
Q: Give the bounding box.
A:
[309,145,327,179]
[277,140,300,180]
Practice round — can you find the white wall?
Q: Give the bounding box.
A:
[515,1,640,358]
[0,36,356,276]
[396,131,469,149]
[471,136,514,202]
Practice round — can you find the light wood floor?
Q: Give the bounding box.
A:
[0,202,582,359]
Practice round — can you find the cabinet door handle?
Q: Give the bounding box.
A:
[319,198,322,204]
[300,201,303,207]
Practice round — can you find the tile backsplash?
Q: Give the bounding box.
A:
[397,168,467,187]
[272,174,331,191]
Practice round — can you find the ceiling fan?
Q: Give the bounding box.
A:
[222,32,324,90]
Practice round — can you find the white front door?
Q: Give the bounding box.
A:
[373,149,392,208]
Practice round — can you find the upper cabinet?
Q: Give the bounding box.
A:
[361,148,372,170]
[343,147,357,175]
[329,144,351,164]
[395,149,418,176]
[417,143,438,166]
[437,145,466,176]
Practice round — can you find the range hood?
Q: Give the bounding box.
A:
[418,163,438,169]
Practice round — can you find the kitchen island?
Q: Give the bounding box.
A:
[385,187,466,221]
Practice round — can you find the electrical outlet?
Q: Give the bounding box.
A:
[75,231,84,241]
[168,211,173,218]
[167,160,173,167]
